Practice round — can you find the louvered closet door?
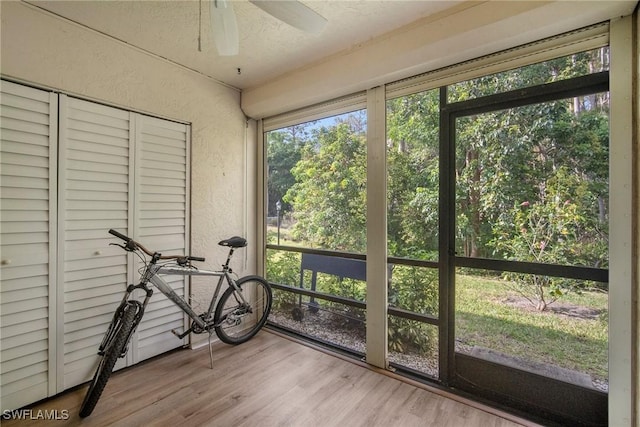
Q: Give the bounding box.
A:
[0,81,57,410]
[58,95,133,390]
[133,114,190,362]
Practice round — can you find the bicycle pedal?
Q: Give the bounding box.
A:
[171,329,189,339]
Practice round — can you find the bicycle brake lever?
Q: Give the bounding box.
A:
[109,242,136,252]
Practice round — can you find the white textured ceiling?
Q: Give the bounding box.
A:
[26,0,639,94]
[27,0,465,90]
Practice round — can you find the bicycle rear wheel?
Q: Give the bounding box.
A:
[79,301,138,418]
[214,275,272,344]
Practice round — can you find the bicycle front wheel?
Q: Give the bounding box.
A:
[79,301,138,418]
[214,275,272,344]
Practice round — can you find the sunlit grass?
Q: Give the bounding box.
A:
[456,273,608,381]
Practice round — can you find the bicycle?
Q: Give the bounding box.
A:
[79,229,272,418]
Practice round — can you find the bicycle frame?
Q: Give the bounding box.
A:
[149,264,244,330]
[99,262,222,354]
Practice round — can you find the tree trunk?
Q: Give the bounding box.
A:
[466,149,482,258]
[598,196,606,223]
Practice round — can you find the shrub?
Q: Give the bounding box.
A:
[489,168,597,310]
[388,266,438,352]
[266,250,301,310]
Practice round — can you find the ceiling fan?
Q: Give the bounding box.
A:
[210,0,328,56]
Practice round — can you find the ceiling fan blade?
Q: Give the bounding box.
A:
[249,1,327,34]
[210,0,239,56]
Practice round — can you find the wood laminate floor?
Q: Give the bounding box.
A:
[2,330,541,426]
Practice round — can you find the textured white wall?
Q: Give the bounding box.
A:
[0,2,255,346]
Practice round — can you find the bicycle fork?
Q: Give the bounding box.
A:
[98,283,152,357]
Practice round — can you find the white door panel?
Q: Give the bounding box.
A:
[0,80,57,411]
[134,114,190,362]
[57,95,132,391]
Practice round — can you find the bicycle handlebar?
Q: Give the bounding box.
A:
[108,228,130,242]
[108,229,205,262]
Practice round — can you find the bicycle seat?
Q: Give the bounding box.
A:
[218,236,247,248]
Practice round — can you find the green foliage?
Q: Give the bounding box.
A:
[388,266,439,352]
[388,266,438,314]
[386,90,439,259]
[265,250,301,310]
[490,168,601,310]
[266,123,314,216]
[285,118,367,252]
[450,51,609,261]
[388,318,437,354]
[316,275,366,302]
[312,273,366,328]
[316,275,366,330]
[267,50,609,269]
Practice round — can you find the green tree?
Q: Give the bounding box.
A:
[267,123,314,216]
[386,90,439,259]
[285,119,367,252]
[490,168,593,310]
[451,48,609,261]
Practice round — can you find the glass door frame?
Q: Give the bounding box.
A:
[438,73,610,426]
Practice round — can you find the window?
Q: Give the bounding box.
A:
[260,24,620,423]
[265,110,368,354]
[386,88,440,376]
[452,88,609,390]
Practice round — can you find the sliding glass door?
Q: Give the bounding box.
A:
[442,55,610,425]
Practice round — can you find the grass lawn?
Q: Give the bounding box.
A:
[456,273,608,382]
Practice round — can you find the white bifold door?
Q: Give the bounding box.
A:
[57,95,191,390]
[0,81,191,409]
[0,80,58,411]
[132,114,191,362]
[57,95,134,390]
